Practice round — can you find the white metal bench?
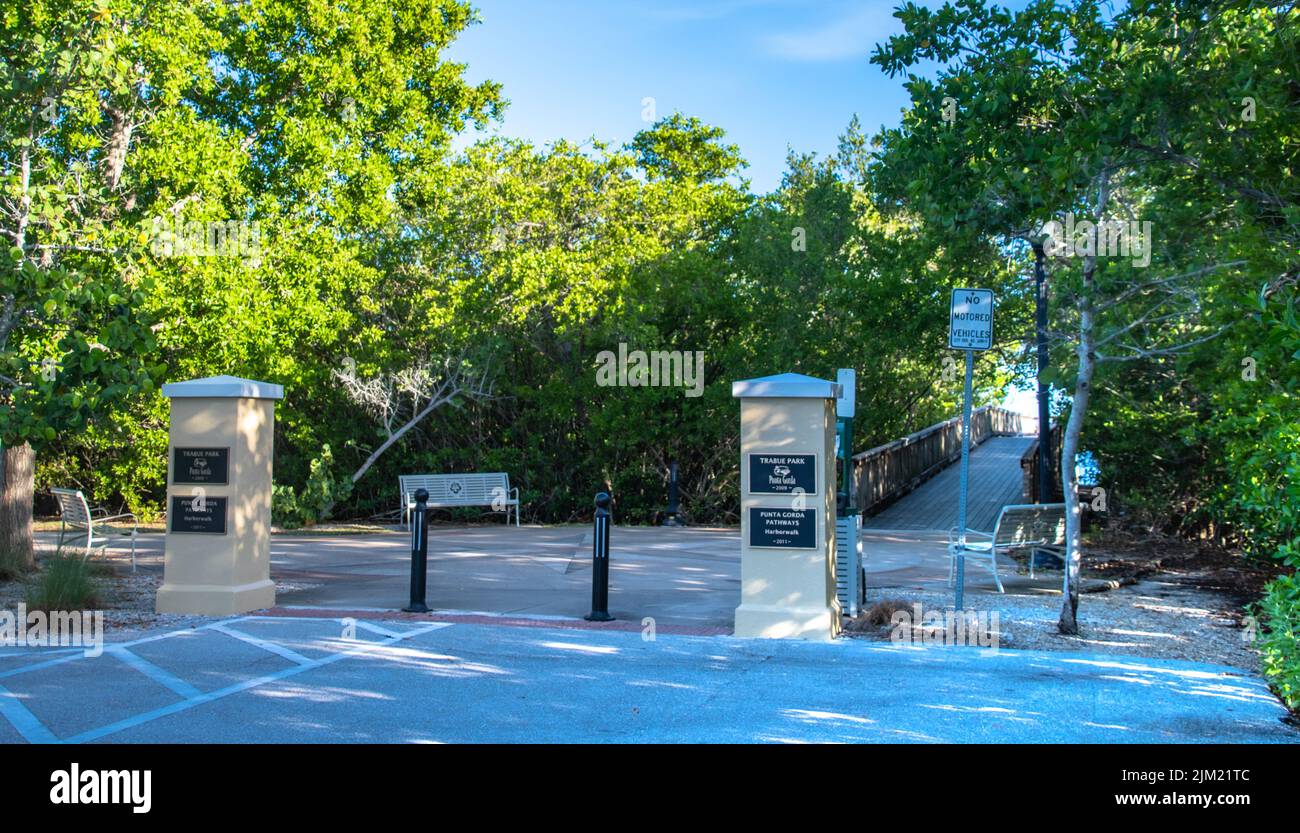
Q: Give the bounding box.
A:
[399,473,520,528]
[947,502,1066,592]
[50,488,139,571]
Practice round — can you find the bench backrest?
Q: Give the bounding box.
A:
[51,488,93,527]
[993,503,1066,547]
[400,472,510,506]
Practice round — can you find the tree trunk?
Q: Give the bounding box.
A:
[1059,170,1110,635]
[1057,323,1093,634]
[317,392,457,520]
[0,442,36,570]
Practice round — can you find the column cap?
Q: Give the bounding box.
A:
[732,373,841,400]
[162,375,285,400]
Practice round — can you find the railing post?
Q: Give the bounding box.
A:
[585,492,614,622]
[403,488,430,613]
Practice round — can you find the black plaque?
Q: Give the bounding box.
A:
[747,453,817,495]
[748,507,817,549]
[169,496,228,535]
[172,447,230,485]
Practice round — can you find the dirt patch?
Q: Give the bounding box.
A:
[1069,528,1278,606]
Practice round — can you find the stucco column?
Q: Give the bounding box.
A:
[732,373,841,641]
[155,375,283,616]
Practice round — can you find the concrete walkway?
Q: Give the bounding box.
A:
[1,613,1294,743]
[38,516,1054,628]
[50,526,743,628]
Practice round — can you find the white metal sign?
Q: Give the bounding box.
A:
[949,288,994,351]
[836,368,855,418]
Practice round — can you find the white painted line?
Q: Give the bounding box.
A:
[0,650,98,680]
[107,647,204,699]
[352,620,404,639]
[0,618,246,681]
[0,647,83,657]
[0,681,59,743]
[63,622,453,744]
[210,623,314,666]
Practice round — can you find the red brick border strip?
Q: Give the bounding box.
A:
[262,606,733,637]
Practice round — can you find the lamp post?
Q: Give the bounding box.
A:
[1032,241,1052,503]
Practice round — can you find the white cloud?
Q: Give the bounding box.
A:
[643,0,799,23]
[761,4,902,62]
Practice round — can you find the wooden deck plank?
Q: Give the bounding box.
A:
[862,435,1035,532]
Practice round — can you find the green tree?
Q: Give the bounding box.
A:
[1,0,173,567]
[12,0,504,530]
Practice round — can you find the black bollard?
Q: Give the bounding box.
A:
[662,461,683,527]
[585,492,614,622]
[403,488,430,613]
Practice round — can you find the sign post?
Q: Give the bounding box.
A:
[948,289,994,610]
[834,368,861,617]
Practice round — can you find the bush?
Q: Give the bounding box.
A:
[272,445,353,529]
[1216,411,1300,567]
[26,554,100,612]
[1255,574,1300,712]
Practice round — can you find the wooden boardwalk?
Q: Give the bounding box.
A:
[862,435,1035,532]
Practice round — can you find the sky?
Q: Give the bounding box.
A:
[446,0,918,194]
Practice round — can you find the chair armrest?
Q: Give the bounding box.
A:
[511,486,520,501]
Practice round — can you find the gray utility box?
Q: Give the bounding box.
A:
[835,515,863,617]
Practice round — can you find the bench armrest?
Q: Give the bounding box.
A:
[97,513,138,531]
[948,527,992,547]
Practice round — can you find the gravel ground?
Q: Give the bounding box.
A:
[846,574,1260,670]
[0,556,321,644]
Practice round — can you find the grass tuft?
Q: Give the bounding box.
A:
[864,598,915,626]
[26,554,100,612]
[0,548,29,582]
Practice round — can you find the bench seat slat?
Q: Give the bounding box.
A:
[398,472,520,526]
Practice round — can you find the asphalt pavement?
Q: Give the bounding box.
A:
[2,613,1294,744]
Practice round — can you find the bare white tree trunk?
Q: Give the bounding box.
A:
[318,357,492,518]
[1058,301,1094,633]
[346,391,458,486]
[1058,169,1110,635]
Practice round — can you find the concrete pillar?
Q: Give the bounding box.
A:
[732,373,841,641]
[156,376,283,616]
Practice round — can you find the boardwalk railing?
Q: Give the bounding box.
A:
[852,406,1027,517]
[1019,422,1063,503]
